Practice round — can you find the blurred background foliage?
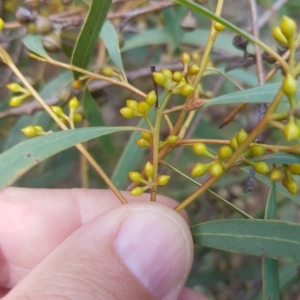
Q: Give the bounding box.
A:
[0,0,299,299]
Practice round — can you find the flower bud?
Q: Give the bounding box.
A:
[283,119,300,141]
[68,97,79,110]
[187,65,200,75]
[191,163,208,177]
[126,100,138,110]
[180,52,190,65]
[272,26,288,45]
[142,132,152,143]
[214,22,225,32]
[286,179,298,195]
[137,101,150,115]
[269,169,282,181]
[193,143,207,155]
[145,91,157,106]
[130,187,146,197]
[135,138,150,147]
[74,113,83,123]
[152,72,167,86]
[208,162,224,177]
[218,146,232,160]
[172,71,184,82]
[34,125,44,132]
[6,82,26,93]
[249,145,266,157]
[72,80,82,90]
[120,107,134,118]
[236,128,248,145]
[9,95,26,107]
[166,135,178,145]
[36,15,52,35]
[287,163,300,175]
[157,175,170,186]
[230,137,238,149]
[160,68,172,79]
[51,106,65,118]
[282,74,298,99]
[21,125,38,137]
[129,171,142,182]
[0,18,4,32]
[280,16,297,44]
[253,162,270,174]
[179,84,195,96]
[144,161,154,179]
[42,30,62,53]
[102,67,116,77]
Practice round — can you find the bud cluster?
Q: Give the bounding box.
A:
[6,82,31,107]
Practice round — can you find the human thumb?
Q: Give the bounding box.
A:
[5,202,193,300]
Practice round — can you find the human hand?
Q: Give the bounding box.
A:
[0,188,208,300]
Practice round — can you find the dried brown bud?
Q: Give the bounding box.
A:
[233,35,249,52]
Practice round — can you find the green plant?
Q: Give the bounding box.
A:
[1,0,300,298]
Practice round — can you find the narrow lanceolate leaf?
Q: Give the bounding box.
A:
[251,152,300,165]
[191,219,300,262]
[203,81,300,107]
[100,21,126,79]
[0,126,135,188]
[263,183,280,300]
[23,34,48,58]
[71,0,112,79]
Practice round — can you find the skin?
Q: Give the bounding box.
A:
[0,188,208,300]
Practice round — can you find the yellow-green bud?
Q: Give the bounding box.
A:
[287,163,300,175]
[249,145,266,157]
[102,67,115,77]
[135,138,151,147]
[179,84,195,96]
[214,22,225,32]
[6,82,26,93]
[21,125,38,137]
[144,161,154,179]
[129,171,142,182]
[230,137,238,149]
[218,146,232,160]
[208,162,224,177]
[283,119,300,141]
[166,135,178,145]
[157,175,170,186]
[236,128,248,145]
[180,52,190,65]
[172,71,184,82]
[269,169,282,181]
[120,107,134,118]
[282,74,298,99]
[142,131,152,143]
[130,187,146,197]
[193,143,207,155]
[286,179,298,195]
[137,101,150,115]
[9,95,25,107]
[160,68,172,79]
[191,163,208,177]
[126,100,138,110]
[280,16,297,44]
[145,91,157,106]
[272,26,288,45]
[187,64,200,75]
[51,106,65,118]
[253,162,270,174]
[0,18,4,32]
[74,113,83,123]
[34,125,44,132]
[152,72,167,86]
[68,97,79,110]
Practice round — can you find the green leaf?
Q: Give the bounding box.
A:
[100,21,126,79]
[71,0,112,79]
[22,34,48,58]
[263,183,280,300]
[203,80,300,107]
[83,89,117,156]
[122,28,242,55]
[0,126,135,188]
[191,219,300,262]
[252,152,300,165]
